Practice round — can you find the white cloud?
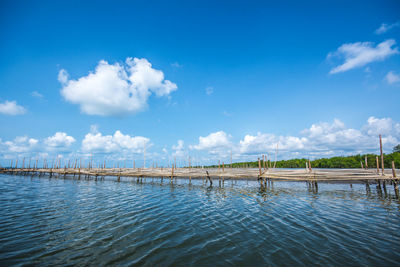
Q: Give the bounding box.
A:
[206,86,214,95]
[239,133,307,155]
[385,71,400,84]
[0,100,27,115]
[363,116,399,136]
[375,21,400,34]
[59,58,177,116]
[58,69,69,84]
[172,140,185,157]
[81,130,150,154]
[191,117,400,160]
[237,117,400,158]
[191,131,231,154]
[44,132,76,148]
[3,136,39,153]
[328,39,399,74]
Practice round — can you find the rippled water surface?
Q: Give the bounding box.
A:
[0,174,399,266]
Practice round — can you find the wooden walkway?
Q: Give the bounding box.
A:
[1,167,398,182]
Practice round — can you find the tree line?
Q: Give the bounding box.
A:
[203,151,400,169]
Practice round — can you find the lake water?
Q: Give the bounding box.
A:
[0,173,399,266]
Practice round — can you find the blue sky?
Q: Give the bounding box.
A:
[1,0,400,167]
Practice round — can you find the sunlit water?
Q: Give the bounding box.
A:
[0,174,399,266]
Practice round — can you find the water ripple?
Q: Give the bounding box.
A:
[0,174,399,266]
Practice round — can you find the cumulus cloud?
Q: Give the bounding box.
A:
[59,58,177,116]
[81,130,150,154]
[172,140,185,157]
[44,132,76,148]
[0,100,27,115]
[193,117,400,160]
[385,71,400,84]
[3,136,39,153]
[191,131,231,154]
[375,21,400,34]
[328,39,399,74]
[363,116,400,136]
[239,133,307,155]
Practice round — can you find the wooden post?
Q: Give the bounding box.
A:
[143,142,146,169]
[365,155,368,169]
[360,161,364,169]
[392,161,397,178]
[222,162,224,172]
[379,134,384,175]
[263,155,266,171]
[206,170,212,186]
[376,156,380,174]
[218,160,220,171]
[308,159,312,172]
[273,143,278,168]
[258,157,261,176]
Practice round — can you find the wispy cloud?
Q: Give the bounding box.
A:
[385,71,400,84]
[171,62,182,68]
[375,21,400,34]
[328,39,399,74]
[222,110,232,117]
[31,91,44,99]
[205,86,214,95]
[59,58,177,116]
[0,100,27,115]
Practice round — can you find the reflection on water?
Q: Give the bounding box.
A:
[0,174,399,266]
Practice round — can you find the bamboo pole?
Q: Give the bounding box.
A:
[273,143,278,168]
[262,155,265,171]
[143,142,146,168]
[379,134,384,175]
